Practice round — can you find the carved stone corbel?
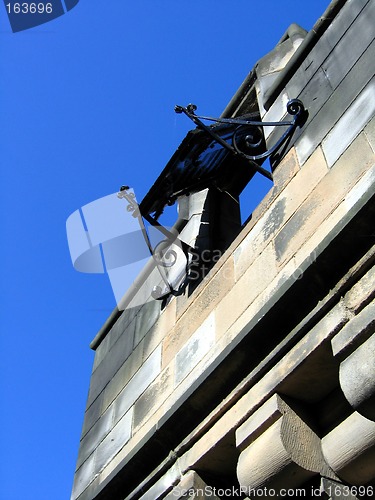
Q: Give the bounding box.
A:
[331,300,375,421]
[321,411,375,486]
[339,335,375,421]
[236,394,329,496]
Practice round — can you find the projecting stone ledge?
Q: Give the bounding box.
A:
[164,471,220,500]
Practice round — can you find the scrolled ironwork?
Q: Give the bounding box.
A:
[116,99,306,301]
[175,99,307,180]
[118,185,140,216]
[153,239,178,268]
[117,186,193,301]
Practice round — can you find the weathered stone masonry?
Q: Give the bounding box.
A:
[72,0,375,498]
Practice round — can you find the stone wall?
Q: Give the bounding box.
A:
[72,0,375,498]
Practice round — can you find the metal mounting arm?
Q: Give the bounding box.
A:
[117,186,194,300]
[174,99,306,181]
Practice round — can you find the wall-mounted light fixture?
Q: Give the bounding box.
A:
[67,100,307,306]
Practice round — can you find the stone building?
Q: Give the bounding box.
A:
[71,0,375,498]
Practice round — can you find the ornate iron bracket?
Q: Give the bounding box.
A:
[117,186,194,300]
[116,100,306,301]
[174,99,306,181]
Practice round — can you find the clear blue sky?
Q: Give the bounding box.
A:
[0,1,330,498]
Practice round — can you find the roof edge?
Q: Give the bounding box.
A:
[263,0,348,110]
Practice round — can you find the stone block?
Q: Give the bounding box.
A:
[344,264,375,314]
[322,79,375,167]
[218,243,277,340]
[274,197,319,263]
[163,258,233,368]
[324,0,370,50]
[296,40,375,165]
[133,364,173,431]
[236,242,278,305]
[176,189,215,256]
[257,34,300,76]
[72,476,101,500]
[267,148,300,200]
[180,214,209,248]
[257,73,280,112]
[332,298,375,359]
[76,403,115,469]
[234,146,328,280]
[98,411,160,488]
[290,67,333,132]
[113,345,161,424]
[162,320,195,373]
[285,0,370,102]
[262,92,290,138]
[94,408,133,473]
[276,133,374,264]
[142,298,176,360]
[175,313,215,386]
[102,341,143,412]
[288,142,328,191]
[189,255,235,317]
[234,203,284,280]
[216,257,293,348]
[107,306,139,350]
[81,391,104,439]
[292,163,375,283]
[175,289,190,318]
[133,299,161,348]
[71,452,95,499]
[344,160,375,213]
[323,0,375,91]
[285,36,333,100]
[92,329,111,372]
[86,316,136,407]
[92,308,138,368]
[365,114,375,153]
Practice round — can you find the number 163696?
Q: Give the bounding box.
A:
[6,3,53,14]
